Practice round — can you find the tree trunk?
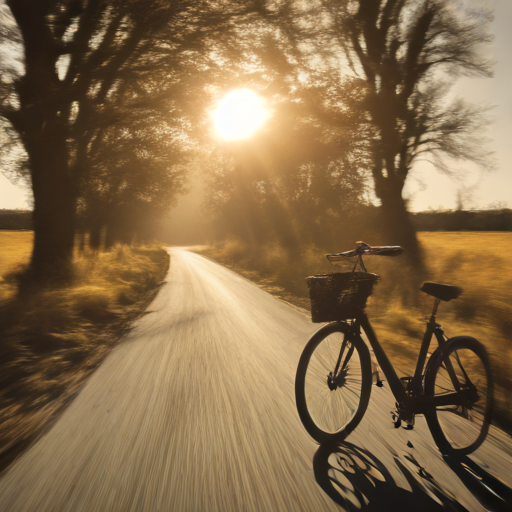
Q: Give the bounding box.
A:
[77,231,86,254]
[5,2,78,284]
[28,141,77,283]
[378,183,426,277]
[89,221,104,251]
[379,187,418,249]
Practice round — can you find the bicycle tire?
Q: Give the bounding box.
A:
[295,322,372,444]
[425,337,493,455]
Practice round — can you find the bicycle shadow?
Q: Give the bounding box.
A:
[442,453,512,512]
[313,441,512,511]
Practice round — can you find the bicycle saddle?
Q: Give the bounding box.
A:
[421,282,463,302]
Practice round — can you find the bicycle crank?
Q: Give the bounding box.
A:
[391,403,415,430]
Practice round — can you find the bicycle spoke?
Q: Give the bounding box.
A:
[429,343,491,452]
[325,335,336,363]
[303,329,367,435]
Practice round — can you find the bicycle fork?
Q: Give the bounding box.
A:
[327,325,356,391]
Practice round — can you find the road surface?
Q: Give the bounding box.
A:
[0,248,511,512]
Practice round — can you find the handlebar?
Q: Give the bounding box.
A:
[326,242,404,271]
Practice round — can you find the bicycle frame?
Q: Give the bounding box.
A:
[351,310,473,416]
[329,248,475,417]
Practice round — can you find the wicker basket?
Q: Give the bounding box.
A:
[306,272,380,323]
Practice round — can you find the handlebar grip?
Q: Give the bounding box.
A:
[326,250,358,261]
[326,245,404,260]
[373,247,404,256]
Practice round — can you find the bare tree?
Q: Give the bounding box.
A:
[318,0,494,264]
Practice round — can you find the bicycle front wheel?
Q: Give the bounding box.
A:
[425,337,493,455]
[295,322,372,444]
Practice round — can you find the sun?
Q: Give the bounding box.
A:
[213,89,270,141]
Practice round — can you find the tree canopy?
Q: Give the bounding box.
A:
[0,0,495,279]
[0,0,255,280]
[314,0,494,262]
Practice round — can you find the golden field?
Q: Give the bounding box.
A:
[0,230,33,291]
[370,232,511,430]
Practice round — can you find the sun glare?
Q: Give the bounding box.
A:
[213,89,270,141]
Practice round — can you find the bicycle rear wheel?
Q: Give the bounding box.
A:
[295,322,372,444]
[425,337,493,455]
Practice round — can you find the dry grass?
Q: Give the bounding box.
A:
[0,231,33,295]
[0,232,169,471]
[197,232,512,433]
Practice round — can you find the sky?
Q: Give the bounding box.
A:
[403,0,512,211]
[1,0,511,212]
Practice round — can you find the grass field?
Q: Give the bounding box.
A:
[0,230,169,471]
[365,232,511,363]
[198,231,512,433]
[371,232,512,431]
[0,230,33,291]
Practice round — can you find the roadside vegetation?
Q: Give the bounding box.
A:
[196,231,512,434]
[0,231,169,471]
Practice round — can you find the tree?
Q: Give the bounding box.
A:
[206,79,375,250]
[79,114,189,248]
[198,4,383,251]
[317,0,494,263]
[0,0,250,282]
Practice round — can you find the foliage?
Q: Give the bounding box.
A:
[202,0,495,266]
[321,0,494,174]
[412,208,512,232]
[78,116,189,246]
[205,76,379,250]
[0,209,32,229]
[0,0,254,279]
[0,0,498,279]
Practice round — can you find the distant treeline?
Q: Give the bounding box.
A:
[1,208,511,234]
[0,210,32,230]
[411,209,512,232]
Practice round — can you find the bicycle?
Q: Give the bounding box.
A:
[295,242,493,455]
